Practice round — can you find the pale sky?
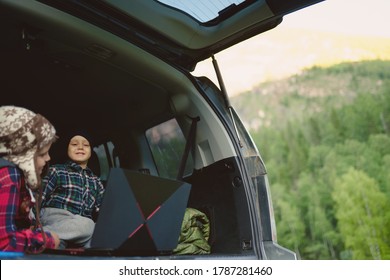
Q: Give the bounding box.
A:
[194,0,390,95]
[283,0,390,38]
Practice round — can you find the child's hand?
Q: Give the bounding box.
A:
[20,196,31,215]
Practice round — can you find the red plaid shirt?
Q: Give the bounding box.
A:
[0,165,56,252]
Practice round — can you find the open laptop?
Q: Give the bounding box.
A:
[89,168,191,255]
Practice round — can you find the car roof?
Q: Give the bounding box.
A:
[37,0,324,70]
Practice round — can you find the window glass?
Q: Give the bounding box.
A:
[157,0,245,22]
[146,118,193,179]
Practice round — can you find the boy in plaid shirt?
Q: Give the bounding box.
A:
[40,133,105,249]
[0,106,60,252]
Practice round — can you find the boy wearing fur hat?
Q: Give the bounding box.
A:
[0,105,60,252]
[40,133,105,249]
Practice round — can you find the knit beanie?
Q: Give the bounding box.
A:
[68,129,94,147]
[0,105,57,190]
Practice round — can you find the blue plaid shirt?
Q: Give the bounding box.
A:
[41,161,105,219]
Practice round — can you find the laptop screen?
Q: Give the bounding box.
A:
[90,168,191,255]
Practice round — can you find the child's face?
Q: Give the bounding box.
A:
[67,135,91,167]
[35,143,52,176]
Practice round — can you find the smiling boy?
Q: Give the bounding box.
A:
[39,133,105,249]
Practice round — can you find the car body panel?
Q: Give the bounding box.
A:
[36,0,324,70]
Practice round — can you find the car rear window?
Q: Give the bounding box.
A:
[157,0,245,22]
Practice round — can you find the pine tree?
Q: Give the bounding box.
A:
[332,168,390,259]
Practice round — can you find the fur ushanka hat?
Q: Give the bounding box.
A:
[0,106,57,190]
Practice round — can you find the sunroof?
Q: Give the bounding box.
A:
[157,0,245,23]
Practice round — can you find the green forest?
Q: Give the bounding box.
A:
[231,60,390,260]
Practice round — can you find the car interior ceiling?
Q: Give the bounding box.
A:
[1,19,173,135]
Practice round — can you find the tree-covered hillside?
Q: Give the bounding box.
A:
[231,60,390,259]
